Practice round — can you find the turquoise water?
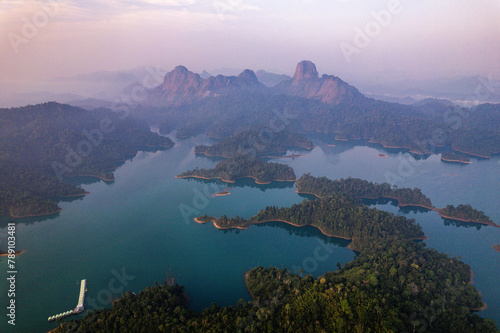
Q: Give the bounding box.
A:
[0,135,499,332]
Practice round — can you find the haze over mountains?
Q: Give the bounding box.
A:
[2,61,499,109]
[86,60,495,160]
[2,58,499,163]
[275,61,363,105]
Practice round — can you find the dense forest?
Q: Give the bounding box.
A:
[203,192,425,252]
[194,129,314,158]
[55,240,498,332]
[441,152,471,163]
[178,126,304,184]
[0,102,174,217]
[296,173,434,208]
[438,204,496,226]
[0,160,84,217]
[296,174,494,225]
[148,90,500,158]
[177,156,296,184]
[199,174,495,244]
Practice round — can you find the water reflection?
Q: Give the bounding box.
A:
[363,198,486,230]
[0,211,60,227]
[442,218,484,230]
[64,175,114,186]
[218,221,351,248]
[363,198,431,214]
[309,134,439,160]
[53,195,86,204]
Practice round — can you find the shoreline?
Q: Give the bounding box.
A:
[195,143,314,159]
[296,187,497,227]
[10,208,62,219]
[244,272,255,299]
[214,191,231,197]
[333,137,494,159]
[7,190,89,219]
[437,213,500,228]
[262,154,308,159]
[451,148,492,159]
[194,217,425,252]
[176,174,296,185]
[493,245,500,252]
[361,195,435,211]
[295,188,323,199]
[469,269,488,311]
[54,191,90,198]
[67,174,115,182]
[296,188,435,211]
[195,216,354,242]
[0,249,25,257]
[440,157,471,164]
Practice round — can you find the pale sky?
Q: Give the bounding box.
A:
[1,0,499,81]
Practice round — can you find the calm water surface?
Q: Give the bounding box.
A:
[0,134,499,332]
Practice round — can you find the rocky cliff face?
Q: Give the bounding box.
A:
[151,66,264,105]
[277,60,365,104]
[146,61,364,106]
[292,60,319,81]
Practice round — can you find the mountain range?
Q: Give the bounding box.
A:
[121,60,498,158]
[143,60,363,107]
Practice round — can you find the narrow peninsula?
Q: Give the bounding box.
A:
[195,175,427,252]
[437,204,498,227]
[296,174,496,227]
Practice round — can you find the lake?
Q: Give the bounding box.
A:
[0,134,499,332]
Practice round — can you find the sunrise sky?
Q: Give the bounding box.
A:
[1,0,499,81]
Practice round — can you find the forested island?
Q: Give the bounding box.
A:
[55,241,497,332]
[296,174,495,226]
[195,129,314,158]
[177,156,296,184]
[178,127,308,184]
[438,204,498,227]
[441,152,471,164]
[296,173,435,209]
[195,192,425,252]
[0,102,174,218]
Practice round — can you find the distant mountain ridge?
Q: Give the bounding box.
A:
[147,66,266,106]
[360,75,500,104]
[146,60,364,106]
[255,70,291,87]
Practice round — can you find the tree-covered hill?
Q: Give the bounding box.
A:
[204,192,424,252]
[195,128,314,158]
[296,174,495,226]
[296,173,434,208]
[55,240,498,332]
[0,102,174,217]
[144,63,500,158]
[177,156,296,184]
